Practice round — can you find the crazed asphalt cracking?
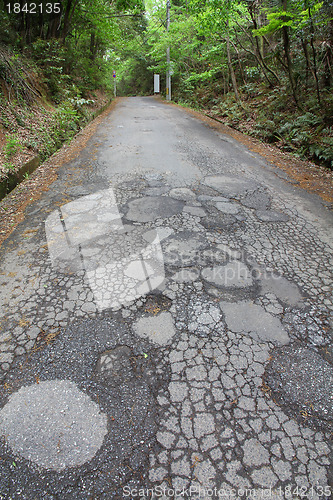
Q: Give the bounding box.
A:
[0,97,332,499]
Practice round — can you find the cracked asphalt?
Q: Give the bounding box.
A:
[0,96,332,499]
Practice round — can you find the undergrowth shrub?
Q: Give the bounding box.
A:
[36,102,82,160]
[30,39,67,103]
[3,133,22,157]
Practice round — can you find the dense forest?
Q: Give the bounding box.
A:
[0,0,145,98]
[0,0,332,177]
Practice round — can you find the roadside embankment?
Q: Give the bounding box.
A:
[0,91,112,201]
[0,99,118,246]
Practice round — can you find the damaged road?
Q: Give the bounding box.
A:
[0,96,332,499]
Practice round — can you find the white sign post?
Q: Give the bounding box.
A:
[154,74,160,94]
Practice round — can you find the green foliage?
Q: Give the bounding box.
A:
[245,67,261,80]
[309,137,333,166]
[30,39,68,102]
[183,69,219,90]
[1,0,146,104]
[211,95,241,123]
[253,2,324,36]
[0,110,11,130]
[3,134,22,158]
[37,102,81,160]
[275,113,332,166]
[252,117,279,143]
[3,162,15,171]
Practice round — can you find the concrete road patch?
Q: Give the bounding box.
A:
[162,231,208,267]
[256,210,289,222]
[133,311,176,345]
[202,261,253,288]
[220,300,290,345]
[0,379,107,471]
[203,175,258,197]
[259,274,304,307]
[169,187,196,201]
[126,196,184,222]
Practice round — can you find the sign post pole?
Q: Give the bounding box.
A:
[113,70,116,97]
[166,0,171,101]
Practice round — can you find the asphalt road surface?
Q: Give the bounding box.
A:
[0,97,332,499]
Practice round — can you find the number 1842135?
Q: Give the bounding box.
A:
[6,3,61,14]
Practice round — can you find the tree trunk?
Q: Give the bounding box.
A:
[62,0,73,41]
[301,37,310,88]
[25,11,31,45]
[322,16,332,88]
[223,0,240,101]
[233,28,277,87]
[246,4,280,86]
[279,0,298,105]
[62,0,79,42]
[47,11,62,39]
[226,36,239,100]
[38,12,45,39]
[308,6,321,105]
[90,32,97,61]
[19,0,25,47]
[229,38,246,85]
[322,37,332,88]
[225,20,239,101]
[323,17,333,88]
[282,24,298,106]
